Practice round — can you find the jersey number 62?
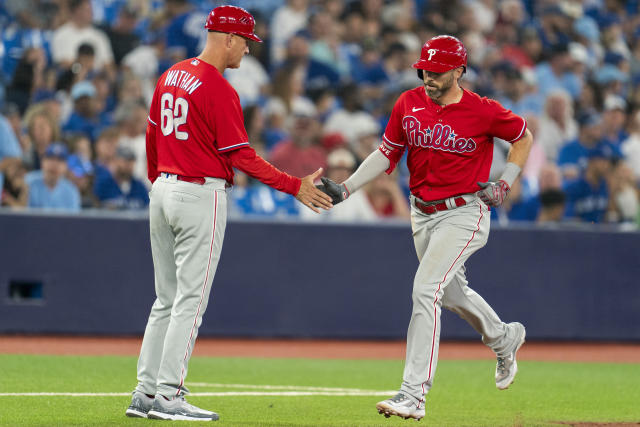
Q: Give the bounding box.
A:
[160,93,189,140]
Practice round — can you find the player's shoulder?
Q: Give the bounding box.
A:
[465,89,505,110]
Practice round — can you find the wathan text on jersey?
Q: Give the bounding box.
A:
[164,70,203,95]
[403,116,477,153]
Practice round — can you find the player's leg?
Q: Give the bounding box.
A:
[128,179,178,418]
[135,179,178,396]
[154,181,228,398]
[401,202,489,402]
[441,267,523,356]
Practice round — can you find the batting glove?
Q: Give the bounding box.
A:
[476,180,510,207]
[316,177,349,205]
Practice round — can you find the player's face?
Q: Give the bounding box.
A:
[228,34,249,69]
[422,69,456,100]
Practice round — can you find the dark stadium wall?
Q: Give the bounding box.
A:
[1,213,638,340]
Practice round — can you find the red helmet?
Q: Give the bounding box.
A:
[204,5,262,43]
[413,35,467,75]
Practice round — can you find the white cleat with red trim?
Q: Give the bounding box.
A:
[496,322,526,390]
[147,395,219,421]
[376,393,425,421]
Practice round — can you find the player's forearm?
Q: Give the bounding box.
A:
[502,129,533,186]
[228,147,301,195]
[342,149,390,195]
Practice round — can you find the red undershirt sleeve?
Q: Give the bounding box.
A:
[228,147,301,196]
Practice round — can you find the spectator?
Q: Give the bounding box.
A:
[364,172,410,220]
[93,127,120,173]
[93,145,148,210]
[22,104,60,170]
[606,162,639,224]
[496,67,544,117]
[115,100,148,187]
[300,148,377,222]
[163,0,208,64]
[270,0,309,64]
[536,189,567,224]
[491,179,539,225]
[56,43,97,97]
[558,113,606,180]
[0,110,21,164]
[269,102,327,177]
[601,94,629,146]
[0,158,29,208]
[51,0,115,73]
[5,47,47,114]
[25,143,80,211]
[283,33,340,93]
[534,43,582,99]
[66,133,96,208]
[564,145,614,223]
[101,4,142,66]
[536,89,578,161]
[63,80,107,142]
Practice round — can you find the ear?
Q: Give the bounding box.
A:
[226,33,233,48]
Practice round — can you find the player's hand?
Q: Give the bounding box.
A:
[315,177,349,205]
[296,168,333,213]
[476,180,510,207]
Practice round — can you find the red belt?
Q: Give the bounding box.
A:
[414,196,467,215]
[161,173,206,185]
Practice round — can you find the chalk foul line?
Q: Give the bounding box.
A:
[0,383,396,397]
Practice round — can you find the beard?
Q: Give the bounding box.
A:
[424,72,454,101]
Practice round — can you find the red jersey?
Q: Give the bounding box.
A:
[146,58,249,183]
[380,87,526,202]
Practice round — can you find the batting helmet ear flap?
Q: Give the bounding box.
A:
[417,69,424,80]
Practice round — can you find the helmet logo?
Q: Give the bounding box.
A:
[427,49,437,61]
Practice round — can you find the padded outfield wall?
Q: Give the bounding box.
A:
[0,211,638,341]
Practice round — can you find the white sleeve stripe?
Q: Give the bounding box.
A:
[383,135,403,148]
[508,118,527,143]
[218,142,250,151]
[147,117,157,126]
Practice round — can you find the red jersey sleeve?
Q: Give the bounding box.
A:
[228,147,301,195]
[379,94,408,174]
[146,83,161,183]
[213,85,250,153]
[487,99,527,143]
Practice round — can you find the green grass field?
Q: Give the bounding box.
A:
[1,354,639,426]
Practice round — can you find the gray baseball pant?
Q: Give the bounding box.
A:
[400,196,521,403]
[135,174,228,398]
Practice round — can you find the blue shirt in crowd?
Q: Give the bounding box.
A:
[0,115,21,160]
[25,171,80,211]
[564,177,609,223]
[94,171,149,209]
[231,186,298,217]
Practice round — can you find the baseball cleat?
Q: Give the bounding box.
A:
[376,393,425,421]
[147,394,219,421]
[125,390,155,418]
[496,322,526,390]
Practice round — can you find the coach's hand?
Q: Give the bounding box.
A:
[297,168,333,213]
[315,177,349,205]
[476,180,510,207]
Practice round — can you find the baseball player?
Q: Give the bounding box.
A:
[125,6,332,421]
[317,35,533,421]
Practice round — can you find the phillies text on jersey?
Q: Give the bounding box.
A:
[380,87,526,202]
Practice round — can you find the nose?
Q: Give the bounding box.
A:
[244,45,249,55]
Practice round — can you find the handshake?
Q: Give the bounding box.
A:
[315,177,349,205]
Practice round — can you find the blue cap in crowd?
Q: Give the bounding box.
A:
[71,81,97,100]
[573,16,600,42]
[44,143,69,160]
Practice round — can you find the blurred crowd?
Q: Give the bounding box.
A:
[0,0,639,227]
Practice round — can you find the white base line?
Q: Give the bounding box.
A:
[0,391,394,397]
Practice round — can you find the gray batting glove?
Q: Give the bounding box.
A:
[315,177,349,205]
[476,180,510,207]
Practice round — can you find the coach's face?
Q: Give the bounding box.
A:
[227,34,249,69]
[422,67,462,101]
